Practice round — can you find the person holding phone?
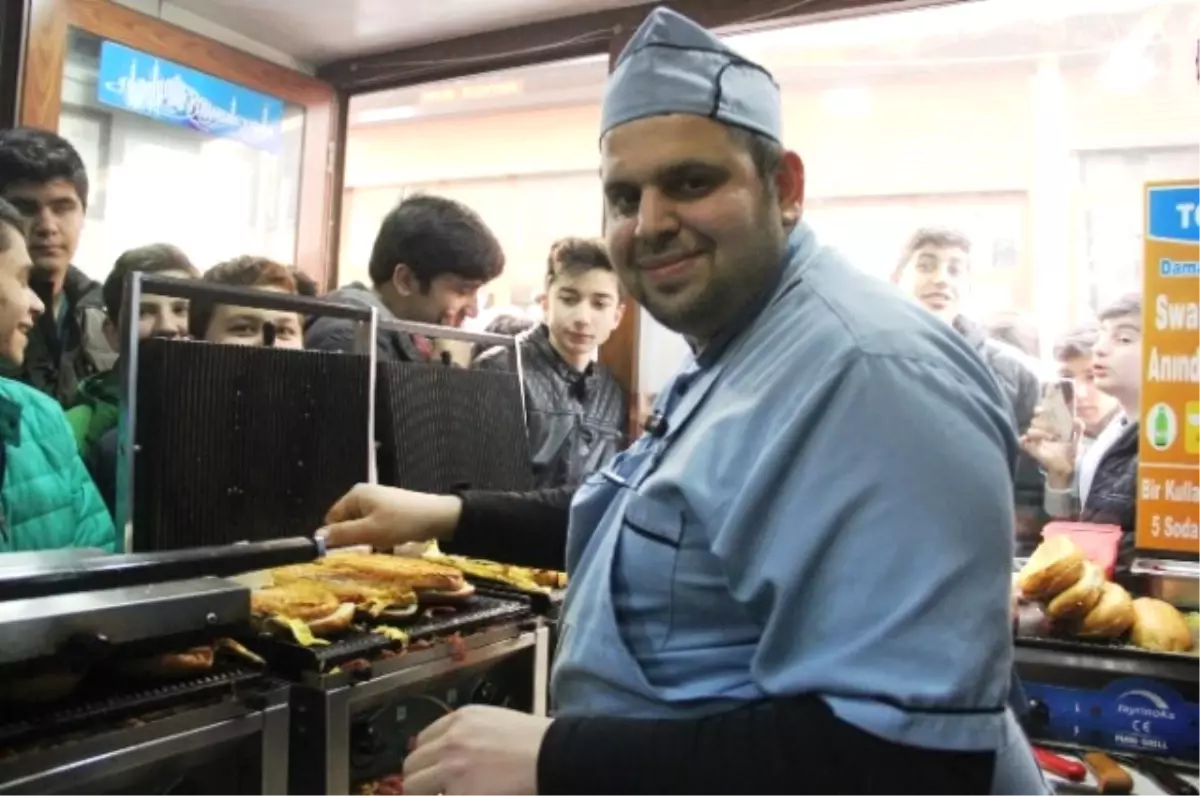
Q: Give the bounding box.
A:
[1021,295,1143,567]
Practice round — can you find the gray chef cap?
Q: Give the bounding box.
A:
[601,7,782,142]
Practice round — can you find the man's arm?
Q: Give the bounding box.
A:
[442,486,574,571]
[533,351,1022,793]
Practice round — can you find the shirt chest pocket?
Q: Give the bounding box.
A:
[615,491,685,656]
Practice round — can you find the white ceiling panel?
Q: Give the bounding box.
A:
[164,0,648,63]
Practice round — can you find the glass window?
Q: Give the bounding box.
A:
[341,56,609,326]
[638,0,1199,393]
[61,29,304,281]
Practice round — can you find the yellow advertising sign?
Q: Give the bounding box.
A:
[1136,180,1200,555]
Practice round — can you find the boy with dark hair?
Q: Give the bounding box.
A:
[0,127,114,405]
[66,243,198,455]
[0,197,112,551]
[190,256,304,348]
[306,194,504,360]
[475,237,626,488]
[1023,294,1143,562]
[892,225,1044,548]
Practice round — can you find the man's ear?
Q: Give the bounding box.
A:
[775,151,806,218]
[612,300,627,328]
[102,316,120,351]
[391,263,418,297]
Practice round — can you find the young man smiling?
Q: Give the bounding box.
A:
[317,8,1043,794]
[0,128,115,406]
[475,237,626,488]
[0,197,113,552]
[307,194,504,361]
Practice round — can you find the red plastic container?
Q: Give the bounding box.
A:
[1041,522,1122,579]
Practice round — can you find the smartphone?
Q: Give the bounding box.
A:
[1040,378,1076,440]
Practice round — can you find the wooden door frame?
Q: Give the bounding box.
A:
[17,0,341,286]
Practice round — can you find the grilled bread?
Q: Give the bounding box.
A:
[1074,582,1135,639]
[322,553,473,600]
[250,581,357,636]
[433,554,563,593]
[271,564,419,617]
[115,645,216,680]
[1130,598,1193,653]
[1018,536,1085,601]
[1045,560,1105,622]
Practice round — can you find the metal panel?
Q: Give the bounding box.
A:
[0,578,247,664]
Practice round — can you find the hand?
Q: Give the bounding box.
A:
[404,706,550,795]
[1020,405,1081,487]
[316,484,462,550]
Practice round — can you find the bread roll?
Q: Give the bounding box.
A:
[1075,582,1135,639]
[1046,561,1105,622]
[1018,536,1085,601]
[1130,598,1193,653]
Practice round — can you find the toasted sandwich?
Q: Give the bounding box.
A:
[251,580,357,639]
[114,645,216,680]
[270,563,419,620]
[321,553,475,602]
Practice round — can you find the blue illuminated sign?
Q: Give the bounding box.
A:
[1146,184,1200,244]
[96,40,283,153]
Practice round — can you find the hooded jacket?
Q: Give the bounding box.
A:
[64,367,120,456]
[0,376,115,552]
[474,325,626,488]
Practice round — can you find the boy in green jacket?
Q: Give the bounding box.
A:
[0,197,113,552]
[65,244,197,457]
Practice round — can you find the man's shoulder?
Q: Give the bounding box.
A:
[0,375,64,415]
[65,267,105,310]
[772,247,983,373]
[0,377,76,457]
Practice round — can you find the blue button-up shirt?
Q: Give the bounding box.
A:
[553,224,1037,779]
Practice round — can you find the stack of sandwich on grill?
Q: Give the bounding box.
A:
[1016,537,1194,653]
[249,553,476,645]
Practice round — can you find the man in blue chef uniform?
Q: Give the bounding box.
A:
[318,8,1047,795]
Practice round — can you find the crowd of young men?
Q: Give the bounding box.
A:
[0,125,632,550]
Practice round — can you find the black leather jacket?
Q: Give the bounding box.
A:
[1081,419,1139,571]
[474,325,626,488]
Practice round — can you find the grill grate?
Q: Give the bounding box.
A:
[133,340,370,550]
[246,592,534,676]
[1016,633,1200,663]
[0,665,264,748]
[375,363,533,494]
